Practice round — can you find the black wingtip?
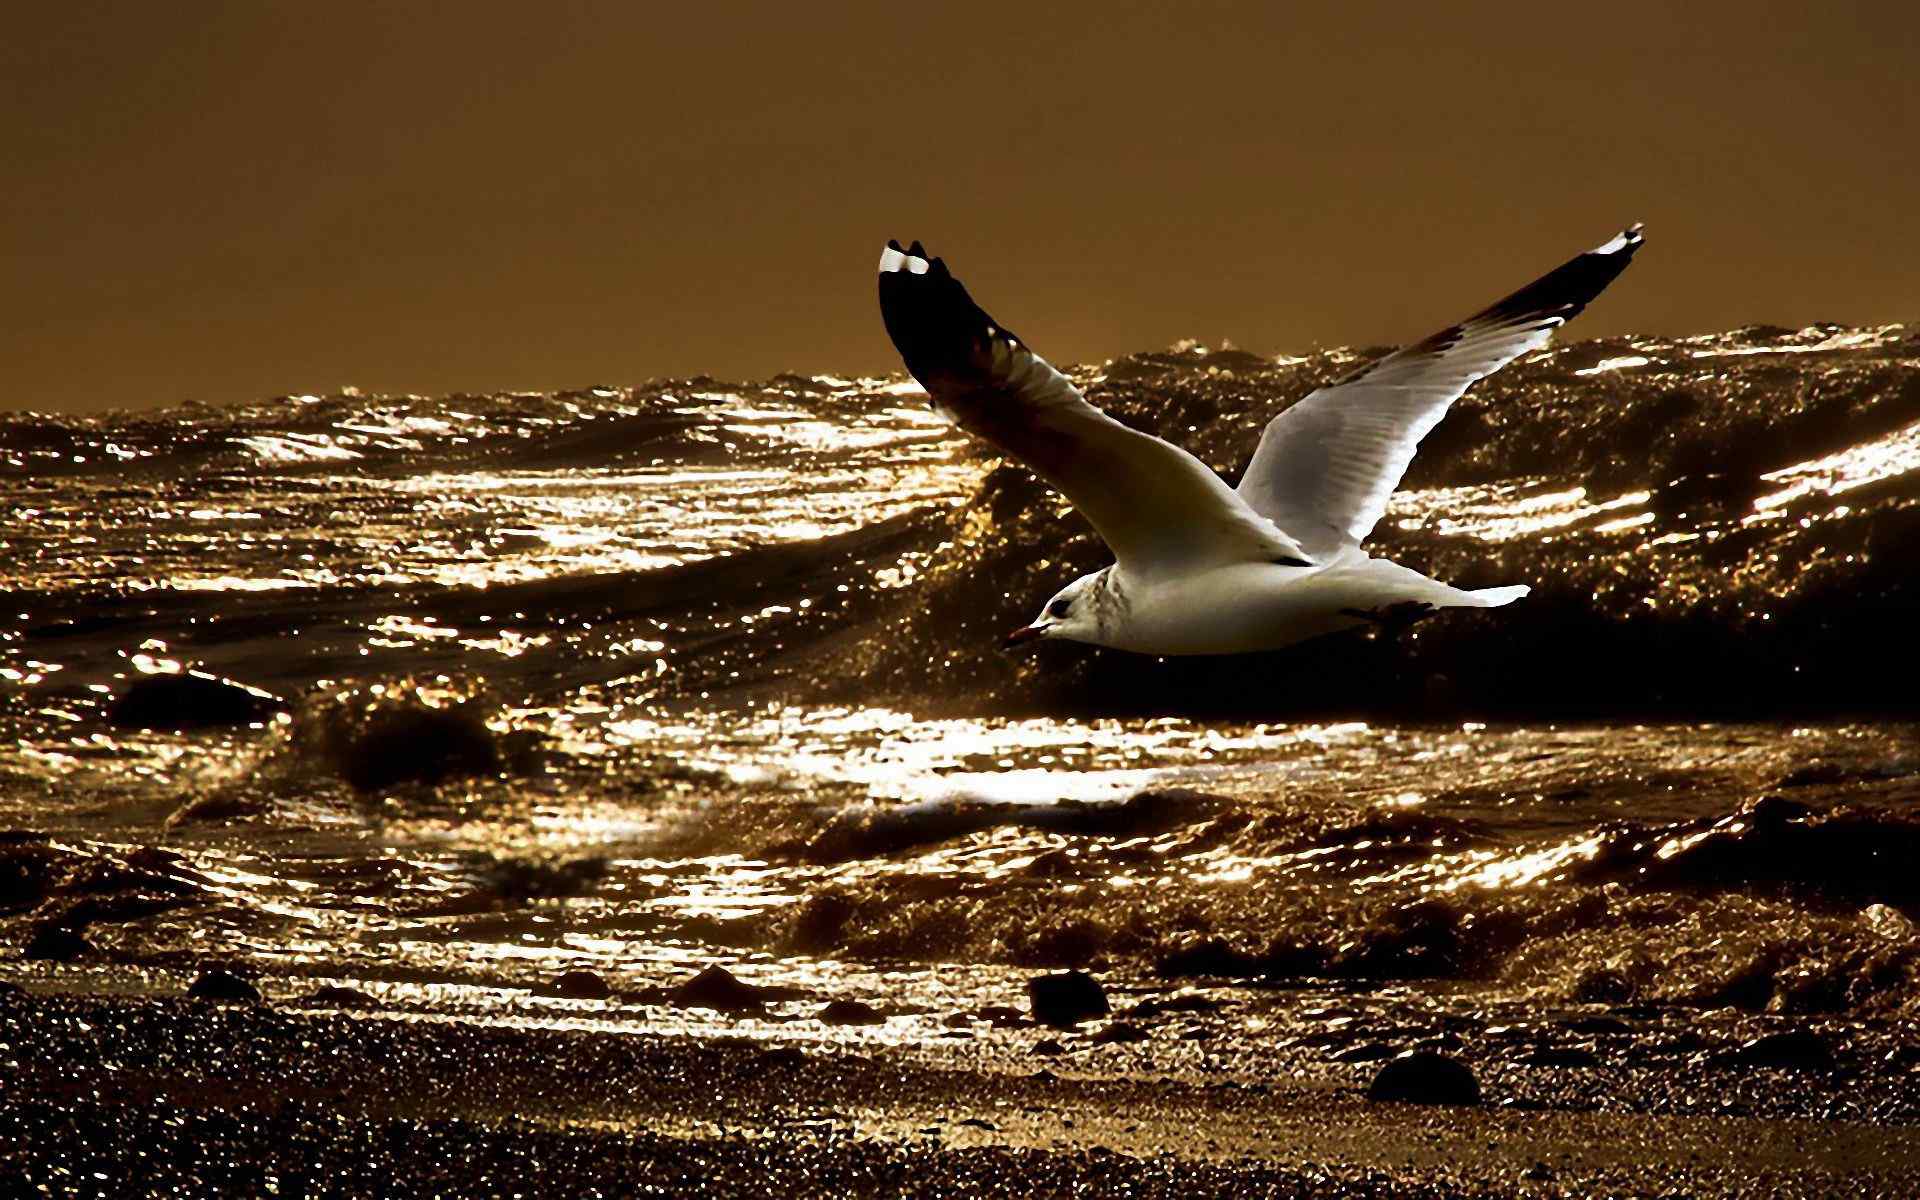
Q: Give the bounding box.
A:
[877,243,1016,380]
[887,238,903,252]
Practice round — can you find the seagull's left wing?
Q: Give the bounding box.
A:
[1237,224,1644,560]
[878,240,1312,572]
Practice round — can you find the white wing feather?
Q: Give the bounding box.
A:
[878,241,1313,572]
[1238,225,1644,558]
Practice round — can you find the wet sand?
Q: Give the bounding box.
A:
[3,989,1915,1197]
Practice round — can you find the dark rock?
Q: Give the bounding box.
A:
[1732,1030,1836,1070]
[977,1004,1026,1027]
[0,980,22,997]
[547,970,613,1000]
[1091,1021,1149,1045]
[955,1117,996,1130]
[1366,1052,1483,1106]
[1032,1039,1065,1057]
[1027,970,1109,1026]
[818,999,884,1026]
[22,926,91,962]
[108,671,283,730]
[306,985,375,1008]
[0,839,69,912]
[668,965,767,1012]
[1524,1046,1600,1068]
[188,968,262,1004]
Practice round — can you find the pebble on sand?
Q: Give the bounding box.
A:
[1027,971,1109,1027]
[188,967,263,1004]
[1366,1052,1483,1105]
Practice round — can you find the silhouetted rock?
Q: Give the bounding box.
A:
[108,671,282,730]
[22,926,90,962]
[669,965,767,1012]
[817,999,884,1026]
[1027,970,1109,1026]
[306,985,375,1008]
[1091,1021,1149,1045]
[1366,1052,1482,1105]
[548,970,613,1000]
[1733,1030,1836,1070]
[188,967,262,1003]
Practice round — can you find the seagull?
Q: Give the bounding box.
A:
[877,225,1643,656]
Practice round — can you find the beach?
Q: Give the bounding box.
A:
[5,986,1917,1197]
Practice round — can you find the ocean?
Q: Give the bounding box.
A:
[3,322,1917,1097]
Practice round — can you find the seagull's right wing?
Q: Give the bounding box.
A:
[878,241,1312,572]
[1237,224,1644,560]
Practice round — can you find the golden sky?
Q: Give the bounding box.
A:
[4,2,1915,412]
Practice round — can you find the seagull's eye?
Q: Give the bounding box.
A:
[1047,598,1071,619]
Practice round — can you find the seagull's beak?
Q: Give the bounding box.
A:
[1002,624,1047,651]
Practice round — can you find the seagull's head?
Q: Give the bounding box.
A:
[1003,572,1103,651]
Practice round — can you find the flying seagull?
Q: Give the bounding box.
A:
[876,226,1643,656]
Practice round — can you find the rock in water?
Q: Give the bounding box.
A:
[188,967,263,1003]
[1027,971,1109,1026]
[22,926,91,962]
[668,965,767,1012]
[1367,1052,1483,1105]
[547,970,614,1000]
[1733,1031,1836,1070]
[108,671,282,730]
[818,998,885,1025]
[1091,1021,1150,1045]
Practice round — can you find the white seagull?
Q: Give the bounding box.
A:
[877,225,1643,656]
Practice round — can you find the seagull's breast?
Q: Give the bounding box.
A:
[1099,563,1365,657]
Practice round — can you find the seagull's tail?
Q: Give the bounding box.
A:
[1334,554,1531,611]
[1456,584,1531,608]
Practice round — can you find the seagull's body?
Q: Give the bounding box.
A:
[876,227,1643,656]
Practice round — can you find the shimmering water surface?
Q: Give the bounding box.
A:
[3,325,1918,1050]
